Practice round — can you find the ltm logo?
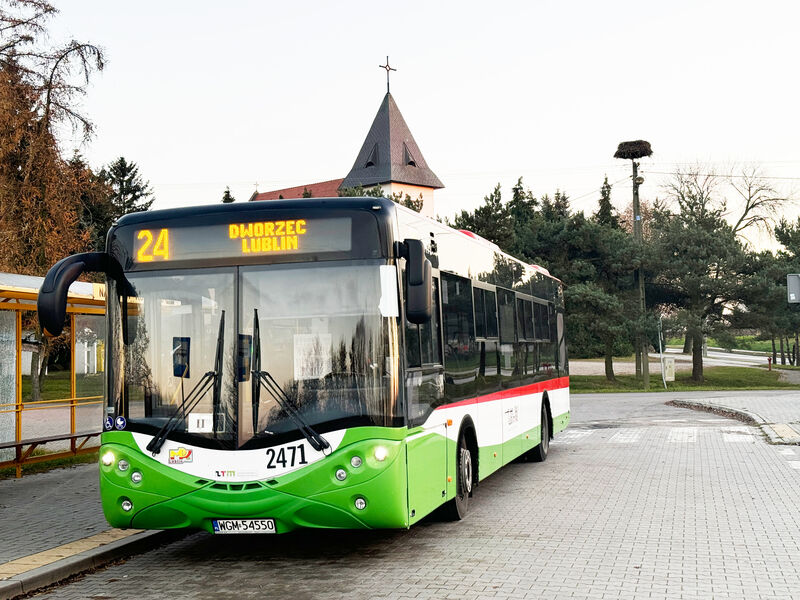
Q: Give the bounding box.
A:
[215,470,236,478]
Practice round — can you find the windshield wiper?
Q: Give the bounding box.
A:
[146,311,225,455]
[251,309,330,453]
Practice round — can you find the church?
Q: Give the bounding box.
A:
[249,90,443,218]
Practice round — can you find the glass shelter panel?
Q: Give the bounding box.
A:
[0,311,16,460]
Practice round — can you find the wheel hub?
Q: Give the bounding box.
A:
[461,447,472,495]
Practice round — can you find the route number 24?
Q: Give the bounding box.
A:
[136,229,170,262]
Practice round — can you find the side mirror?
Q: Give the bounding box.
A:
[38,252,131,337]
[402,238,432,324]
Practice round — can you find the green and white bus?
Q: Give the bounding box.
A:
[38,197,569,533]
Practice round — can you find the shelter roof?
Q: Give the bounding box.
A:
[0,272,105,312]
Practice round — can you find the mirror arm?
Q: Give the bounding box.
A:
[38,252,130,337]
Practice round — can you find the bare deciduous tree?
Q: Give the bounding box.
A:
[728,166,791,236]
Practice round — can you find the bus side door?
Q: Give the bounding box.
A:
[405,274,448,524]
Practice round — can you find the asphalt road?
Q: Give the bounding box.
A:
[32,392,800,600]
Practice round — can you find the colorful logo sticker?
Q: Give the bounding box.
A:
[104,417,114,431]
[168,447,193,464]
[215,470,236,478]
[114,416,127,430]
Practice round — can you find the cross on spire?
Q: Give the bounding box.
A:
[378,56,396,94]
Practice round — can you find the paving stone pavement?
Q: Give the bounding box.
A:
[29,393,800,600]
[0,463,106,564]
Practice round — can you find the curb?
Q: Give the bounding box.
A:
[668,399,800,445]
[0,529,185,600]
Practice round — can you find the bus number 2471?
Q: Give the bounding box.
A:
[266,444,308,469]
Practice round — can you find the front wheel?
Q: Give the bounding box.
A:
[442,433,473,520]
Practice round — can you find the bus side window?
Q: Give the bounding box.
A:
[441,273,477,400]
[497,288,518,387]
[516,297,533,341]
[485,289,498,338]
[419,277,441,365]
[473,287,486,338]
[474,286,500,395]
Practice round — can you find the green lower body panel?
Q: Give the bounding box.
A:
[553,410,570,434]
[99,431,409,533]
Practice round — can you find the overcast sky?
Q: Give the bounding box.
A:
[51,0,799,247]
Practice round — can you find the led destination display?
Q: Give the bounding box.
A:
[131,217,352,264]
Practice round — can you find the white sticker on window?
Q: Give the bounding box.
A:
[379,265,399,317]
[188,412,213,433]
[293,333,332,380]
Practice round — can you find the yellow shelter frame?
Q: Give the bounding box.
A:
[0,279,105,477]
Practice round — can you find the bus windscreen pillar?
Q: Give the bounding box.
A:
[788,274,800,303]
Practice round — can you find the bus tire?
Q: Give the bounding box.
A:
[528,401,550,463]
[443,431,473,520]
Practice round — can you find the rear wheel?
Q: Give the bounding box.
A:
[528,402,550,463]
[443,432,473,520]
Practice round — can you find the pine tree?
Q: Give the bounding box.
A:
[222,187,235,203]
[100,157,154,216]
[594,176,619,228]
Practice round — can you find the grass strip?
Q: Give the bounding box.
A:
[571,366,800,394]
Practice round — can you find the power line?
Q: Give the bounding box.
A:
[569,175,632,202]
[642,170,800,181]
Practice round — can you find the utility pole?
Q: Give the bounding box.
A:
[631,160,649,389]
[615,140,653,390]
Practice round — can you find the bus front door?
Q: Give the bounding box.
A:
[406,367,447,524]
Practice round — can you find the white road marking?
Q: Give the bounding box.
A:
[788,462,800,470]
[668,427,697,443]
[554,430,593,444]
[778,448,796,456]
[609,429,641,444]
[721,426,755,443]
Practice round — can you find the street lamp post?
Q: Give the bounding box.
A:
[615,140,653,390]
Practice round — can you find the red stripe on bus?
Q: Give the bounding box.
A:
[434,376,569,411]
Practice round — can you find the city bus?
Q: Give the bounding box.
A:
[37,197,569,533]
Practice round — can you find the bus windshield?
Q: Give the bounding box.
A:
[108,262,400,450]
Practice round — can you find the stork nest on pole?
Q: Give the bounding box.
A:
[614,140,652,160]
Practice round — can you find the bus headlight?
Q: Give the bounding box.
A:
[350,456,362,468]
[101,451,115,467]
[118,460,130,472]
[121,498,133,512]
[374,446,388,462]
[354,497,367,510]
[335,468,347,481]
[131,471,143,484]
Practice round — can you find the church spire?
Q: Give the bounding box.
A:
[339,92,443,191]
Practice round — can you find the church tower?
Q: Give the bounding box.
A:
[339,92,443,217]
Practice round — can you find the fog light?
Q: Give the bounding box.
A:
[131,471,143,484]
[374,446,388,462]
[354,497,366,510]
[118,459,130,472]
[350,456,362,468]
[335,468,347,481]
[121,498,133,512]
[101,451,115,466]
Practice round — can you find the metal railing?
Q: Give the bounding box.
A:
[1,282,105,477]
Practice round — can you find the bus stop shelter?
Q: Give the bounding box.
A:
[0,272,106,477]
